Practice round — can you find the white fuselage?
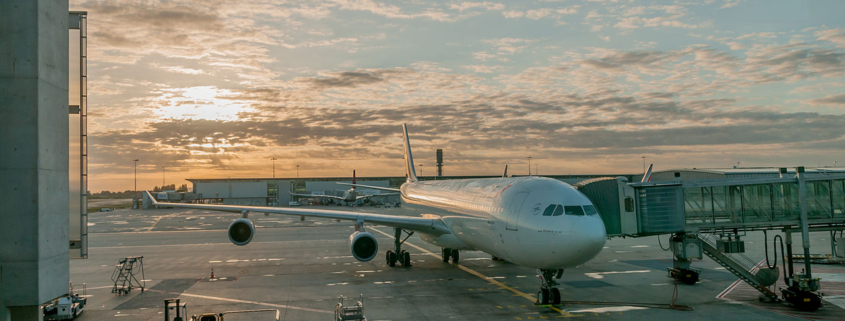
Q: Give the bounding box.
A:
[341,189,358,202]
[400,176,606,269]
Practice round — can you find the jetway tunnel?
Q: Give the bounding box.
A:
[574,169,845,311]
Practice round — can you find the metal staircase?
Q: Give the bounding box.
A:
[111,256,145,295]
[698,236,779,300]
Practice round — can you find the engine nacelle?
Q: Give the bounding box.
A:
[228,218,255,246]
[349,232,378,261]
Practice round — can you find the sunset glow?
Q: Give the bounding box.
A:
[72,0,845,192]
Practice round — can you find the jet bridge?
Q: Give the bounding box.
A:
[575,167,845,311]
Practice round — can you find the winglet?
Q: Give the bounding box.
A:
[502,165,508,178]
[641,164,654,183]
[403,124,418,182]
[352,170,357,190]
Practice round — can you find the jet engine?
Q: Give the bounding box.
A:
[228,218,255,246]
[349,232,378,261]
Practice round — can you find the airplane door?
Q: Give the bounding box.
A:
[506,192,529,231]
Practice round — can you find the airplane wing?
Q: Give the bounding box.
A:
[145,191,449,235]
[290,192,345,201]
[355,193,399,200]
[336,182,400,193]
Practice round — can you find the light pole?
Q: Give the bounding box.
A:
[134,159,139,206]
[419,164,424,177]
[296,164,300,178]
[162,166,166,189]
[271,157,277,179]
[271,157,277,206]
[641,156,646,174]
[527,156,532,176]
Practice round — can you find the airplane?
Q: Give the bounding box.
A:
[290,170,396,204]
[146,124,606,305]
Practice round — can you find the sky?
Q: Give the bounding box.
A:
[70,0,845,193]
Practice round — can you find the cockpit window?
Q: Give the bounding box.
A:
[552,205,563,216]
[564,205,584,216]
[584,205,599,216]
[542,205,555,216]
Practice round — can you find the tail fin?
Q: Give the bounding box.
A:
[352,170,357,190]
[502,165,508,178]
[641,164,653,183]
[403,124,418,182]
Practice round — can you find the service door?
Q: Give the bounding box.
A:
[506,192,529,231]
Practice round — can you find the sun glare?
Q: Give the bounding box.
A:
[155,86,253,121]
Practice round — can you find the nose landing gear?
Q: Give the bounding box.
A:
[536,269,563,305]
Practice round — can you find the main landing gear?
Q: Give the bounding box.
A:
[441,248,459,263]
[536,269,563,306]
[386,228,414,267]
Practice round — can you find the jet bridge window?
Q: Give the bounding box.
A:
[564,206,585,216]
[583,205,599,216]
[542,205,556,216]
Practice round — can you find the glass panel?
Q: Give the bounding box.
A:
[712,186,731,224]
[833,180,845,217]
[81,96,86,115]
[806,181,832,219]
[542,205,555,216]
[773,183,799,220]
[742,184,772,222]
[563,205,583,216]
[82,76,87,96]
[584,205,599,216]
[553,205,563,216]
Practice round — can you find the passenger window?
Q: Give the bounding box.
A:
[552,205,563,216]
[542,205,556,216]
[583,205,599,216]
[564,206,584,216]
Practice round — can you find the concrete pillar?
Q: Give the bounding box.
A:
[0,0,71,317]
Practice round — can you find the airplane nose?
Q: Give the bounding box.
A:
[569,216,606,265]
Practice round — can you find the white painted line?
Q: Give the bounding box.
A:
[584,270,650,279]
[568,306,648,313]
[146,289,333,314]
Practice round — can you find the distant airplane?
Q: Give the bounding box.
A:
[147,124,606,305]
[290,170,395,203]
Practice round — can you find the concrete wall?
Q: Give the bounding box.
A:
[0,0,71,319]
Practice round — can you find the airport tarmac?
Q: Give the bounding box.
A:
[71,206,845,320]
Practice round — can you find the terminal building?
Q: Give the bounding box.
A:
[184,173,638,206]
[181,167,845,207]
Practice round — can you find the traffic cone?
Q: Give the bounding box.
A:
[210,268,215,279]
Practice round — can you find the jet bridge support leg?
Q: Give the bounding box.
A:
[781,231,822,311]
[668,233,702,285]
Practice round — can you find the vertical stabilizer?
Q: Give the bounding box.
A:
[403,124,418,182]
[352,170,357,190]
[503,165,508,178]
[641,164,654,183]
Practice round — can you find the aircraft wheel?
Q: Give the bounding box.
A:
[441,248,451,262]
[386,251,397,267]
[551,288,561,305]
[403,251,411,267]
[451,250,460,263]
[538,288,550,305]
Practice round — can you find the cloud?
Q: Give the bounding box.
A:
[815,28,845,47]
[808,94,845,106]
